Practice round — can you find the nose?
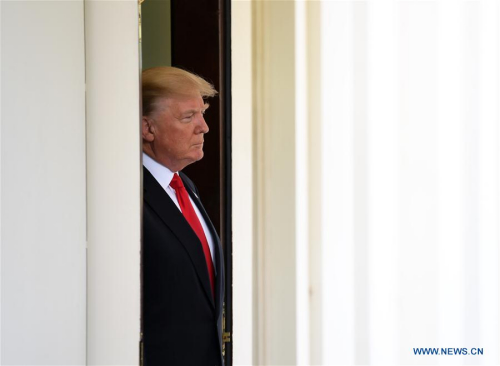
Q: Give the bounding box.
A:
[196,114,209,134]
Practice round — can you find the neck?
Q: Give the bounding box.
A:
[142,147,184,172]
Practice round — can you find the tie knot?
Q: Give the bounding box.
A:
[169,173,185,190]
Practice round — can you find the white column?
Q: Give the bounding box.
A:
[366,0,399,363]
[253,0,297,364]
[294,1,310,365]
[319,1,356,365]
[436,2,466,360]
[307,2,323,365]
[397,1,439,364]
[477,0,499,364]
[231,0,254,364]
[85,1,141,364]
[1,1,86,364]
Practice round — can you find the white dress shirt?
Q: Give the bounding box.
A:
[143,152,215,262]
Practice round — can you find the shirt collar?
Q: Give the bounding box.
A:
[142,152,176,191]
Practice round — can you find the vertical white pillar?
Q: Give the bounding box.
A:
[397,2,440,364]
[231,0,254,364]
[85,1,141,364]
[478,0,500,364]
[319,1,356,364]
[253,1,297,364]
[307,2,323,364]
[436,1,466,357]
[366,0,399,363]
[1,1,86,364]
[294,1,310,364]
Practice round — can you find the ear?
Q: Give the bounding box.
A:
[142,117,155,142]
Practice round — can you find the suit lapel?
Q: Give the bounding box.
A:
[143,167,215,309]
[180,172,225,363]
[180,173,224,314]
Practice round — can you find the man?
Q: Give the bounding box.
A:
[141,66,224,366]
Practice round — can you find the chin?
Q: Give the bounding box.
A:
[191,151,204,162]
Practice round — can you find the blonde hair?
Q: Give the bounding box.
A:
[142,66,217,117]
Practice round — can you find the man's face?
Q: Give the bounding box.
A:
[143,94,209,172]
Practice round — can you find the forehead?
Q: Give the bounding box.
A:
[159,94,205,112]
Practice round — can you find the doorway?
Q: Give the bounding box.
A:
[140,0,233,364]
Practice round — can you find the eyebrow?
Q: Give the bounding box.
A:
[181,103,210,116]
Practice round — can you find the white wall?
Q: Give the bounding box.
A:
[0,1,87,364]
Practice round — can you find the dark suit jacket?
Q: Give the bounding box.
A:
[143,167,225,366]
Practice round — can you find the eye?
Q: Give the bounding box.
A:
[182,114,194,121]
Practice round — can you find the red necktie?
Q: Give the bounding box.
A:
[170,173,215,297]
